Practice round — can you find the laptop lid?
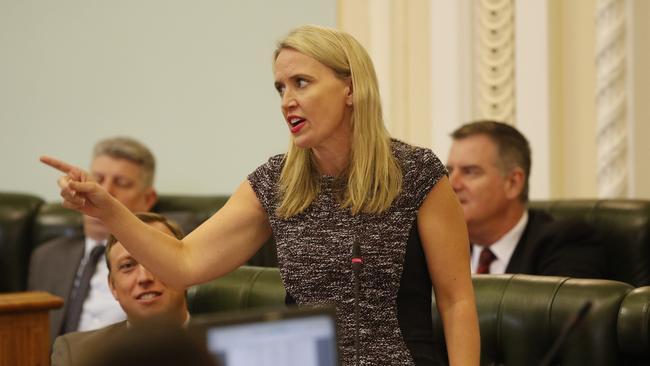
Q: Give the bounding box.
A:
[191,306,339,366]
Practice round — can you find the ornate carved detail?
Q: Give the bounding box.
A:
[473,0,516,123]
[596,0,628,197]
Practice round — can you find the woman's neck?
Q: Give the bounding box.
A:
[312,143,351,177]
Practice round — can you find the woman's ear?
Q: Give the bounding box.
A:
[345,79,353,106]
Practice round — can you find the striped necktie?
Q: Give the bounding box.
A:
[476,247,496,274]
[62,244,106,333]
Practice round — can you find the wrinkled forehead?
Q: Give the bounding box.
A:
[449,134,500,164]
[90,155,145,179]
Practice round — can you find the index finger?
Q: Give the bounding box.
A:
[40,156,79,175]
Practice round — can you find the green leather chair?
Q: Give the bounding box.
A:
[186,267,650,365]
[30,194,278,270]
[530,199,650,287]
[27,197,650,286]
[31,194,230,248]
[618,286,650,365]
[432,274,649,366]
[187,266,285,315]
[0,192,44,292]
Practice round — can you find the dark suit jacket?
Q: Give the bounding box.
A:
[28,235,85,343]
[51,321,128,366]
[505,209,607,278]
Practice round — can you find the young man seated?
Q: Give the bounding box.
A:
[51,213,190,366]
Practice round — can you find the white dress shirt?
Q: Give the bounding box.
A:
[470,211,529,274]
[77,237,127,331]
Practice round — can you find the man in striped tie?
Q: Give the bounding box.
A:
[28,137,158,342]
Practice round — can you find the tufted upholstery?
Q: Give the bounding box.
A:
[28,194,277,276]
[0,193,44,292]
[31,195,230,248]
[431,274,635,365]
[32,202,84,247]
[2,195,648,293]
[187,265,285,315]
[617,286,650,365]
[529,199,650,287]
[187,266,650,365]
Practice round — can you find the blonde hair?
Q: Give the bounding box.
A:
[93,136,156,188]
[274,25,402,218]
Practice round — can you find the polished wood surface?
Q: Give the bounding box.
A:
[0,291,63,366]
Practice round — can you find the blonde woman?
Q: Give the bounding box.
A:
[43,25,479,365]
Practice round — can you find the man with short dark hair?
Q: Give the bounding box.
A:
[446,120,606,276]
[51,213,190,366]
[28,137,158,341]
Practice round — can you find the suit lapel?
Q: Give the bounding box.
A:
[50,237,85,338]
[505,210,551,274]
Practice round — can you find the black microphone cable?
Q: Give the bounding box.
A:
[539,300,593,366]
[351,241,363,366]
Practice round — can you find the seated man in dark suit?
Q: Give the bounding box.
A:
[446,120,606,276]
[51,213,190,366]
[29,137,158,342]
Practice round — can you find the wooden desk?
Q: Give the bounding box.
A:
[0,292,63,366]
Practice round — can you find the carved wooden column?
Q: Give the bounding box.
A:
[596,0,628,198]
[473,0,516,123]
[0,292,63,366]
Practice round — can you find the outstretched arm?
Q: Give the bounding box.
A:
[40,156,272,288]
[418,177,480,366]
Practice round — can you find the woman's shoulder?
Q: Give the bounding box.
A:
[265,153,286,169]
[248,153,285,185]
[390,138,439,166]
[390,138,447,198]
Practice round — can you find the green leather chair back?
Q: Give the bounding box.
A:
[0,193,44,292]
[186,267,650,365]
[31,197,650,282]
[433,274,635,366]
[530,199,650,286]
[33,202,84,246]
[31,194,278,267]
[32,194,231,250]
[152,194,229,234]
[618,286,650,365]
[187,266,285,315]
[154,195,277,267]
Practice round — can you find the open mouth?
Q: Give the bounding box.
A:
[289,117,305,127]
[288,116,307,133]
[136,291,162,301]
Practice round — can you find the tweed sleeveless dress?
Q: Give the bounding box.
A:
[248,140,447,365]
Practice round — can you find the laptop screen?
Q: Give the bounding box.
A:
[193,306,338,366]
